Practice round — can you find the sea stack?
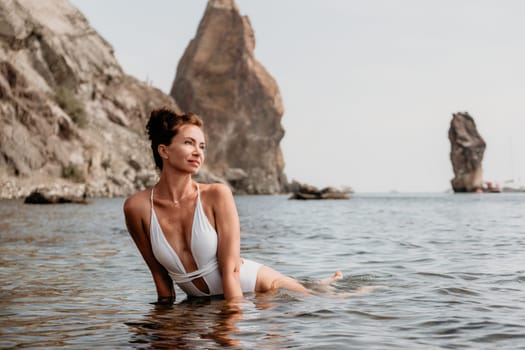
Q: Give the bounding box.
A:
[171,0,287,194]
[448,112,486,192]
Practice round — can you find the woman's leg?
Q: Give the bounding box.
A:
[255,266,342,294]
[255,266,308,294]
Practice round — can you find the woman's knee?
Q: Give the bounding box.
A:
[255,266,283,292]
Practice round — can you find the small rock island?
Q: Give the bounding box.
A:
[448,112,486,192]
[288,181,351,200]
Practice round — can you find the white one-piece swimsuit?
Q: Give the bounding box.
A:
[149,184,262,297]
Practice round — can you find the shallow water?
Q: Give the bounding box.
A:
[1,193,524,349]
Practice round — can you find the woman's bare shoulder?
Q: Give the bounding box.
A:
[123,188,151,216]
[198,182,233,201]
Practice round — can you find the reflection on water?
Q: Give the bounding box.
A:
[1,194,525,349]
[128,299,243,348]
[126,293,296,349]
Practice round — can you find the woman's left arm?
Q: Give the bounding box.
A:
[212,184,243,300]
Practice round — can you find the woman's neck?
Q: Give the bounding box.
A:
[156,171,195,204]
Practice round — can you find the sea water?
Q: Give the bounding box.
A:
[1,193,524,349]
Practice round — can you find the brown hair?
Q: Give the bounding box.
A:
[146,108,203,169]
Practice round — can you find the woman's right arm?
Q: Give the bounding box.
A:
[123,194,175,304]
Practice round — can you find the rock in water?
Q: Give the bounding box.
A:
[288,181,350,200]
[0,0,178,198]
[24,188,87,204]
[171,0,287,194]
[448,112,486,192]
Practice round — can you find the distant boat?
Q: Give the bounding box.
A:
[502,179,525,193]
[502,137,525,192]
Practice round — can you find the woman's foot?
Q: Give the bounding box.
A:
[318,271,343,285]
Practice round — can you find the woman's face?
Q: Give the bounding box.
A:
[159,124,206,173]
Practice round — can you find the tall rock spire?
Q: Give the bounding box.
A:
[171,0,287,194]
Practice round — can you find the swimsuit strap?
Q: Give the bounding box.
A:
[150,186,154,207]
[196,182,200,200]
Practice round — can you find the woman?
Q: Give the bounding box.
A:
[124,108,340,303]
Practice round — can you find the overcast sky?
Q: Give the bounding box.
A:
[70,0,525,192]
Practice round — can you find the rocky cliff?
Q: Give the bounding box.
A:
[0,0,290,198]
[0,0,178,198]
[171,0,287,194]
[448,112,486,192]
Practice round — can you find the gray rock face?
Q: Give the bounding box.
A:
[171,0,287,194]
[0,0,178,198]
[448,112,486,192]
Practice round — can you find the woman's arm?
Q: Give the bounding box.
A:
[212,184,243,300]
[124,194,175,304]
